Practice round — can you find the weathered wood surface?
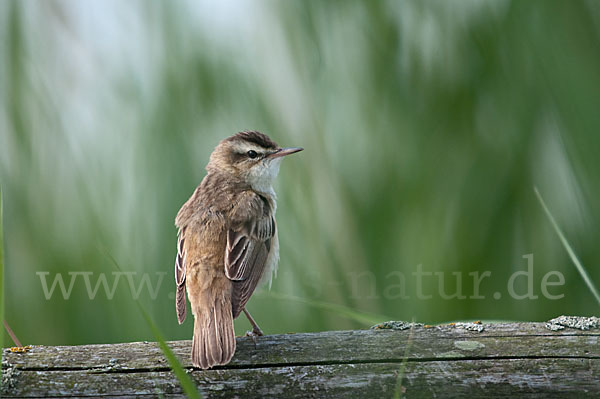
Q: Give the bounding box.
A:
[2,318,599,398]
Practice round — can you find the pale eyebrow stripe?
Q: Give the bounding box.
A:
[233,142,265,154]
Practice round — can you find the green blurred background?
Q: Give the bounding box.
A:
[1,0,600,346]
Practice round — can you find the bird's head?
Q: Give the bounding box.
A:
[207,131,303,193]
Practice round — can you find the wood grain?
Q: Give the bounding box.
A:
[2,320,599,398]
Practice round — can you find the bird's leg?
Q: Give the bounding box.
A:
[243,308,264,339]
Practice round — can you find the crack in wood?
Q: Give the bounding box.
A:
[2,321,600,398]
[7,354,600,375]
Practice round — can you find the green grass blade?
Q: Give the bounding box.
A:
[136,302,202,399]
[102,247,202,398]
[259,291,392,326]
[1,188,4,368]
[534,187,600,307]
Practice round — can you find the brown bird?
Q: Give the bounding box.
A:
[174,131,302,369]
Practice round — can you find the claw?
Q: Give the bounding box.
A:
[242,308,264,342]
[244,329,262,348]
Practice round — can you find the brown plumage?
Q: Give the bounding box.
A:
[175,131,302,369]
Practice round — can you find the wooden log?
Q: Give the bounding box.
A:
[2,317,599,398]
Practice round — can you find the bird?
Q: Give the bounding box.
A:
[174,131,303,369]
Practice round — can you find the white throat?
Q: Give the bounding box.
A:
[247,158,282,198]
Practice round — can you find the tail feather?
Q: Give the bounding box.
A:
[176,284,186,324]
[192,298,236,369]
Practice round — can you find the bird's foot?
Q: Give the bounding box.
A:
[244,327,263,348]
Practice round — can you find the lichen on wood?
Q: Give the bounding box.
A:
[2,318,599,398]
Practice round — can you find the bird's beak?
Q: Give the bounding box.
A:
[267,147,304,159]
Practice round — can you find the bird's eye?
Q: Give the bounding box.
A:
[247,150,258,159]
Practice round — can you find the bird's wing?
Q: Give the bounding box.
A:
[174,227,187,324]
[225,192,275,318]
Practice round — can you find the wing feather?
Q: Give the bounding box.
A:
[225,192,276,318]
[231,240,269,317]
[175,228,187,324]
[225,230,253,280]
